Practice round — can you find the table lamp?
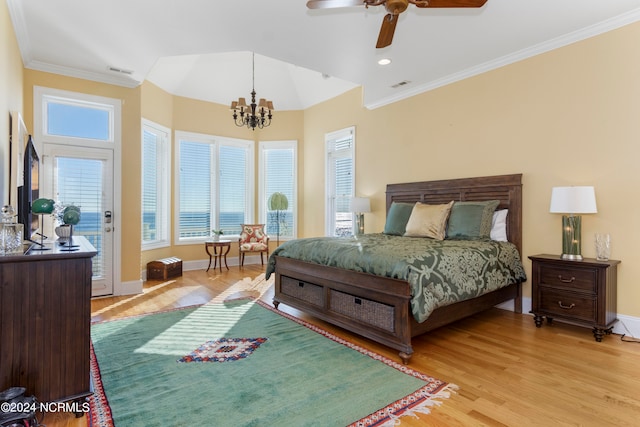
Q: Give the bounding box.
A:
[549,186,597,260]
[349,197,370,236]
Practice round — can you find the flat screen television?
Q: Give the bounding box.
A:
[17,135,40,240]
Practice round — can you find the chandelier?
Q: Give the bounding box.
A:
[230,52,274,130]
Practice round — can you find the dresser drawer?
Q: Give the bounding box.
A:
[539,265,597,292]
[538,288,596,323]
[280,276,324,307]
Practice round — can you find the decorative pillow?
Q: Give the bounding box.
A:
[446,200,500,240]
[383,202,415,236]
[490,209,508,242]
[404,201,454,240]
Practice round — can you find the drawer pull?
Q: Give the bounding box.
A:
[298,282,304,287]
[557,301,576,310]
[354,298,362,305]
[557,275,576,284]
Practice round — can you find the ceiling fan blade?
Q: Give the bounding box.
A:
[376,14,398,49]
[306,0,366,9]
[412,0,488,8]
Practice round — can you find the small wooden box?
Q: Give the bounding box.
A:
[147,257,183,280]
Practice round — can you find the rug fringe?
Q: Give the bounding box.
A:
[378,383,459,427]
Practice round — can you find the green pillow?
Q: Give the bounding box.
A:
[446,200,500,239]
[383,202,415,236]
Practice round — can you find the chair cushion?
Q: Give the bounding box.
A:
[240,242,268,251]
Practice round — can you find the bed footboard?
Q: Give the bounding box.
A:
[272,256,415,363]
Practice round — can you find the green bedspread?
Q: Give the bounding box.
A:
[265,233,527,323]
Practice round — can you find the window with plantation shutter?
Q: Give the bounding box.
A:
[141,120,170,249]
[259,141,297,241]
[176,132,253,243]
[325,127,355,236]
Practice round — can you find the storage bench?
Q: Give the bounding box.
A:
[147,257,183,280]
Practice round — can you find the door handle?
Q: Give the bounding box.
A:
[104,227,112,232]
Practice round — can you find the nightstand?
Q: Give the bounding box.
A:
[529,254,620,342]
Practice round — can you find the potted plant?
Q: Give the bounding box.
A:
[53,202,81,240]
[211,229,224,242]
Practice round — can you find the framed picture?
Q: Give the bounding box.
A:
[9,111,27,206]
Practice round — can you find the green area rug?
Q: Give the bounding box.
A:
[89,298,456,426]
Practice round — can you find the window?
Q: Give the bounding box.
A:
[325,127,355,237]
[42,94,114,142]
[175,131,254,243]
[141,120,171,250]
[259,141,297,241]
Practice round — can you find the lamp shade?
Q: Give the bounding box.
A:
[549,186,597,214]
[349,197,371,213]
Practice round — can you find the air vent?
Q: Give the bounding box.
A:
[391,80,410,88]
[108,66,133,75]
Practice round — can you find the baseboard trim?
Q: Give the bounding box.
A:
[141,255,266,282]
[114,279,143,296]
[496,296,640,339]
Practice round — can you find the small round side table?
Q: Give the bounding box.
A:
[205,240,232,272]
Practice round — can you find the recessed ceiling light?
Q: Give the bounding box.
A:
[378,58,392,66]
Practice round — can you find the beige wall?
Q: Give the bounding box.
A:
[0,2,24,205]
[22,70,143,284]
[304,22,640,317]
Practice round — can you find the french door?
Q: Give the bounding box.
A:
[42,144,114,296]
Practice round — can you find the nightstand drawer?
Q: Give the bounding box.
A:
[539,265,597,292]
[539,288,596,323]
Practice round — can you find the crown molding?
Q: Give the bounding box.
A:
[365,7,640,110]
[25,60,141,88]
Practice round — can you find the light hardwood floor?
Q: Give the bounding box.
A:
[45,266,640,427]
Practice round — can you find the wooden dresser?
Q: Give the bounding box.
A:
[0,237,96,406]
[529,254,620,341]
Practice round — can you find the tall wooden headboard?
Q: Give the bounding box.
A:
[386,174,523,255]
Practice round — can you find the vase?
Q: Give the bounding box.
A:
[55,224,72,241]
[212,234,219,242]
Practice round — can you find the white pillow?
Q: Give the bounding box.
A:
[490,209,508,242]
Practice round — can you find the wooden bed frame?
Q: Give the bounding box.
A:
[272,174,524,364]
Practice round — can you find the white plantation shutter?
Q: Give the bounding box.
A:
[326,128,355,236]
[219,145,247,235]
[54,157,105,276]
[176,133,253,242]
[179,140,213,239]
[260,141,297,239]
[141,121,170,248]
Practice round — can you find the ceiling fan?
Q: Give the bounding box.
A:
[306,0,488,48]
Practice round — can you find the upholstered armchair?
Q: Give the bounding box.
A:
[238,224,270,267]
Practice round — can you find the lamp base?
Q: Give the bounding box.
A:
[355,213,365,236]
[561,215,582,261]
[561,253,583,261]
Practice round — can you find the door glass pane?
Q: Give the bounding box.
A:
[334,157,353,236]
[55,157,104,277]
